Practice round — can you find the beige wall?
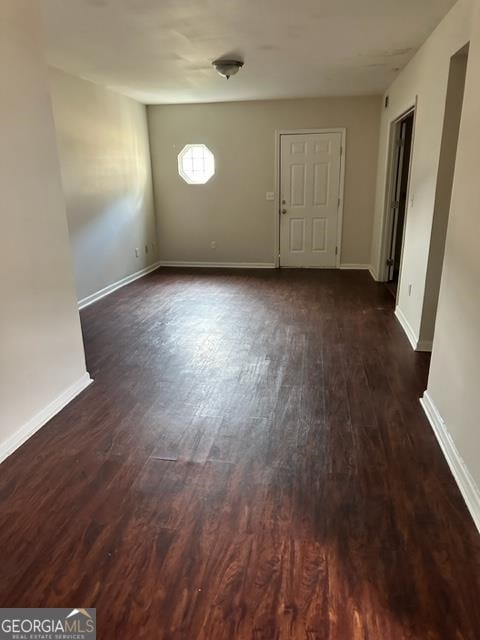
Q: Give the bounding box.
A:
[0,1,88,454]
[49,68,158,302]
[148,97,381,266]
[426,0,480,493]
[370,0,471,346]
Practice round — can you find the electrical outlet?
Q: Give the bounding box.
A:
[266,192,274,201]
[210,241,216,249]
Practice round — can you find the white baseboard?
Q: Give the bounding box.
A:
[369,265,379,281]
[0,372,93,464]
[78,261,162,310]
[421,391,480,534]
[157,261,276,269]
[339,263,370,270]
[394,306,432,352]
[394,306,418,350]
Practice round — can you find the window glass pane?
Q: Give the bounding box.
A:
[178,144,215,184]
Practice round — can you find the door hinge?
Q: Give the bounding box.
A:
[335,246,338,256]
[338,197,341,209]
[391,200,400,209]
[386,257,394,266]
[340,146,343,157]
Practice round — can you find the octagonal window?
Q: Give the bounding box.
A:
[178,144,215,184]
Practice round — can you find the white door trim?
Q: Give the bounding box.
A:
[274,128,346,268]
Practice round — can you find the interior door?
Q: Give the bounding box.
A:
[279,132,342,268]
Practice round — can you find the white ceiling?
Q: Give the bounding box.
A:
[42,0,457,105]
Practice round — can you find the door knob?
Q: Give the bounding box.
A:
[281,208,287,215]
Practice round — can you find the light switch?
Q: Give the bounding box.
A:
[266,192,274,201]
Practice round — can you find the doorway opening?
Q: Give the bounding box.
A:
[419,43,469,353]
[385,109,414,299]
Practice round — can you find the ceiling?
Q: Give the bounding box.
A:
[42,0,457,105]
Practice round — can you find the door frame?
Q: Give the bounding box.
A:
[378,103,417,284]
[274,128,346,268]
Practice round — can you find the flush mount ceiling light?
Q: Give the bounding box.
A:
[212,58,244,80]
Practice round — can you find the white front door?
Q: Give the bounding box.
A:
[279,132,343,268]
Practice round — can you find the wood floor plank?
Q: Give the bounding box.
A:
[1,268,479,639]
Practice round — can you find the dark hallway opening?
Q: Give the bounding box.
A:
[386,110,414,299]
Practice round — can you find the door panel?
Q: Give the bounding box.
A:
[313,163,330,205]
[280,132,342,268]
[312,218,327,253]
[289,218,305,253]
[291,141,306,154]
[290,164,306,206]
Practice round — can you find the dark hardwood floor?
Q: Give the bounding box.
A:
[1,268,479,639]
[385,280,398,300]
